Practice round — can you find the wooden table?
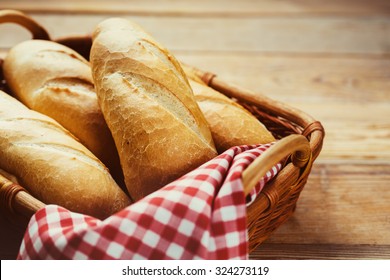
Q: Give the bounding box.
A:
[0,0,389,260]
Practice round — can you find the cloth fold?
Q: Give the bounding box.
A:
[18,143,281,260]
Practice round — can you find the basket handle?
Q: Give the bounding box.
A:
[0,173,45,220]
[0,9,50,40]
[242,134,311,196]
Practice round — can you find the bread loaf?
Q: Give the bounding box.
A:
[0,90,131,219]
[189,79,275,153]
[181,64,207,85]
[90,18,217,201]
[3,40,124,186]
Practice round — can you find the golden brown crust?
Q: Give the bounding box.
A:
[0,91,131,219]
[182,64,208,85]
[190,80,275,153]
[3,40,124,186]
[90,18,217,201]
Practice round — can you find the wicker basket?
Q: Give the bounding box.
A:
[0,10,324,254]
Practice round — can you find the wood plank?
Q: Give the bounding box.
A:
[283,103,390,162]
[177,53,390,103]
[259,163,390,245]
[1,0,390,16]
[1,14,390,54]
[250,244,390,260]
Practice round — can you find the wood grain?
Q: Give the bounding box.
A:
[250,244,390,260]
[1,0,390,16]
[177,53,390,103]
[1,14,390,54]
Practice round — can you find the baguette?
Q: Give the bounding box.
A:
[90,18,217,201]
[0,90,131,219]
[3,40,124,186]
[189,79,275,153]
[181,64,207,85]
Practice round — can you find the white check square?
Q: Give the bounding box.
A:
[177,219,195,236]
[166,243,184,259]
[143,230,160,247]
[107,241,125,259]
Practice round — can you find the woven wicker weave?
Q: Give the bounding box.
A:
[0,10,325,253]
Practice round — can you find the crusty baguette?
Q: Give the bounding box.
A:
[189,79,275,153]
[90,18,217,201]
[0,90,130,219]
[3,40,124,187]
[181,64,207,85]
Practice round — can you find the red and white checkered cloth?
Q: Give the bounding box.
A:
[17,143,281,260]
